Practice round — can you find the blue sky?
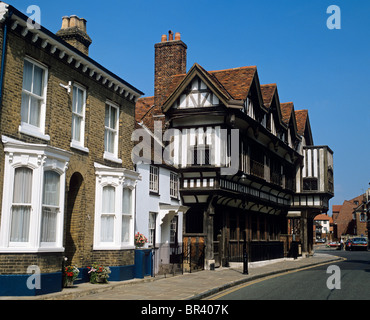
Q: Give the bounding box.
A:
[9,0,370,213]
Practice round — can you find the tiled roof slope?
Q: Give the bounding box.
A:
[208,66,257,100]
[295,110,308,136]
[260,84,277,108]
[280,102,294,125]
[135,96,155,130]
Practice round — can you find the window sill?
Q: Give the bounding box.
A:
[0,246,65,253]
[71,141,89,153]
[103,151,122,164]
[19,124,50,141]
[93,245,135,251]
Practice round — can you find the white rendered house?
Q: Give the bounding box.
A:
[135,162,188,274]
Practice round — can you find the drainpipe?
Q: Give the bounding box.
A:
[0,9,13,108]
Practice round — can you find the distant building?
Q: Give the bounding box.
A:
[314,214,333,241]
[332,194,368,240]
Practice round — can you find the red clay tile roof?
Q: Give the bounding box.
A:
[135,96,155,130]
[208,66,257,100]
[295,110,308,136]
[314,214,333,222]
[260,84,277,108]
[280,102,294,125]
[162,64,257,106]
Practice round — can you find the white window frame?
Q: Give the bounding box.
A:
[149,165,159,193]
[19,56,50,141]
[93,163,139,250]
[148,212,156,247]
[170,172,179,199]
[0,136,70,253]
[170,216,178,244]
[121,188,134,245]
[104,101,121,163]
[40,170,62,248]
[70,83,89,153]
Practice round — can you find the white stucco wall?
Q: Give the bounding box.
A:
[135,163,184,247]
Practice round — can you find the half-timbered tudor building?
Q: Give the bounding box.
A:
[137,31,334,270]
[0,3,143,295]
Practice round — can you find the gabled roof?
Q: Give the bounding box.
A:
[280,102,294,125]
[260,84,277,109]
[295,110,308,136]
[260,83,287,129]
[162,63,258,112]
[280,102,301,140]
[295,109,313,145]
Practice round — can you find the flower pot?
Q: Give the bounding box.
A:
[63,278,74,288]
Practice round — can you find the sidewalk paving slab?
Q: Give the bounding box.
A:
[1,250,343,301]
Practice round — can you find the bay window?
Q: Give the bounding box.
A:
[121,188,133,244]
[0,136,70,252]
[10,167,33,243]
[41,171,61,244]
[101,186,115,243]
[93,163,140,250]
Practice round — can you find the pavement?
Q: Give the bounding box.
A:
[2,247,343,301]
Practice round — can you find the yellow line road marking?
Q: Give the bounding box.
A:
[207,257,346,300]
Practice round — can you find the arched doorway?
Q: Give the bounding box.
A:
[65,172,85,266]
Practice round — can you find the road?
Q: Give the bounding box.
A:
[210,247,370,300]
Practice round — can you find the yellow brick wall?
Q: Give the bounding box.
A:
[0,26,137,273]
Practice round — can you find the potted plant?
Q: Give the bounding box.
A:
[63,265,80,287]
[135,232,148,248]
[88,263,111,284]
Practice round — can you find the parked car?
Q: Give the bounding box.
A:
[327,241,339,248]
[345,237,368,251]
[316,238,326,243]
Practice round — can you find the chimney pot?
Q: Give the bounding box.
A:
[69,15,79,28]
[168,30,174,41]
[175,32,181,41]
[161,34,167,42]
[79,18,87,32]
[61,16,70,29]
[56,15,92,56]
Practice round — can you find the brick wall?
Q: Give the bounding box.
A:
[0,253,63,274]
[0,25,136,274]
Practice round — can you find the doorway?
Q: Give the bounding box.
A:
[65,172,85,266]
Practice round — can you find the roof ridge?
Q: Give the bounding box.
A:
[208,65,257,73]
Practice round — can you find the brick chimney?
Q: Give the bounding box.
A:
[56,15,92,56]
[154,30,187,108]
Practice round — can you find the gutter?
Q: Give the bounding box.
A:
[3,4,143,99]
[0,5,13,108]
